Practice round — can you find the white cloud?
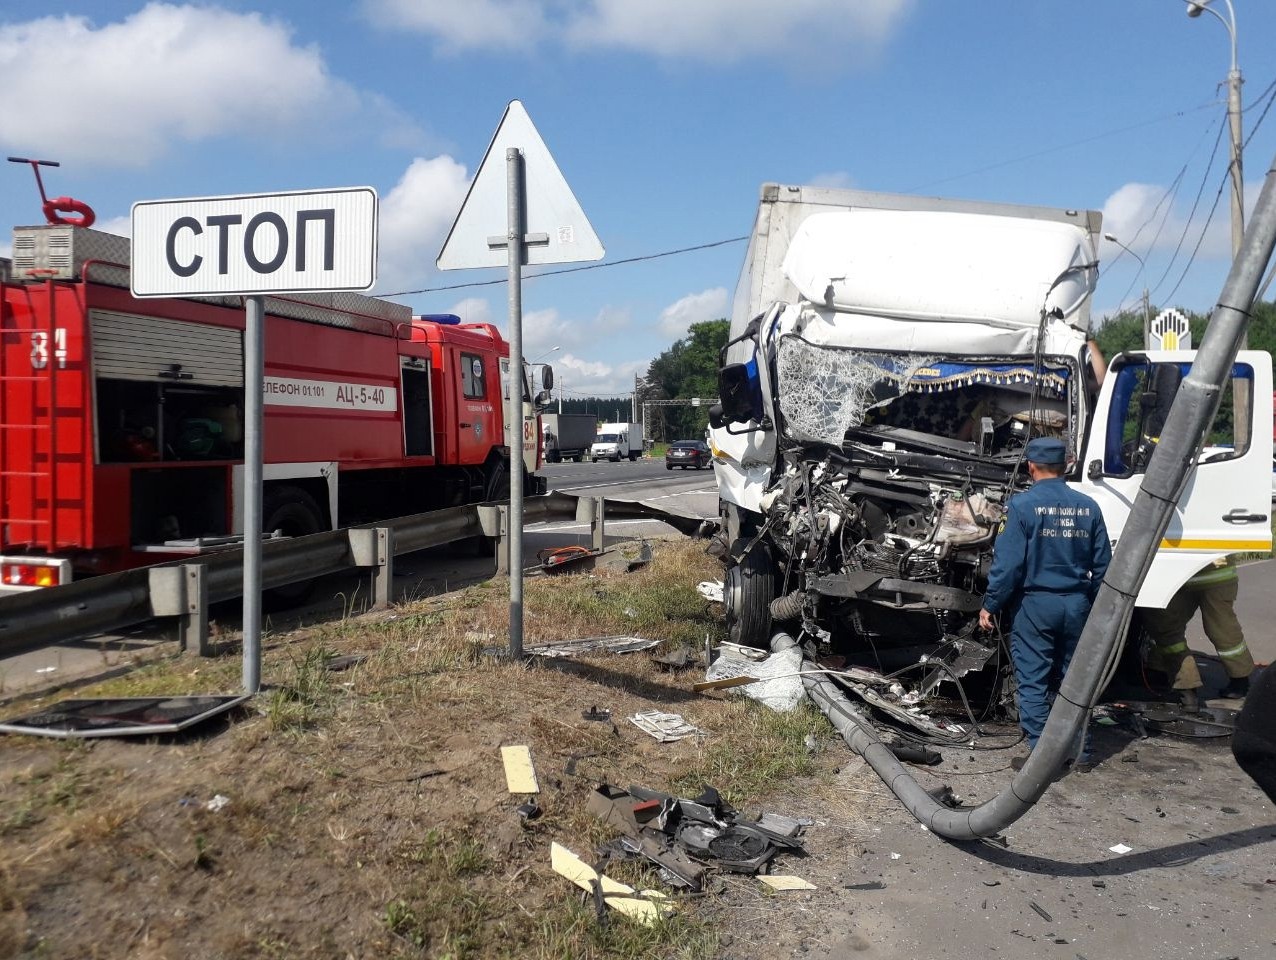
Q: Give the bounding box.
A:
[1099,180,1236,265]
[0,4,418,166]
[568,0,912,63]
[658,287,728,339]
[375,156,471,295]
[808,171,857,190]
[363,0,546,52]
[446,297,495,326]
[367,0,912,63]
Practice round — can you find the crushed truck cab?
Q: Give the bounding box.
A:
[709,184,1272,711]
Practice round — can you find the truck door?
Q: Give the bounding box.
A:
[499,357,538,474]
[1075,349,1273,607]
[455,349,494,464]
[400,355,432,457]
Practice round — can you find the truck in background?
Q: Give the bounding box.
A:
[1,222,550,593]
[708,182,1272,716]
[540,413,596,463]
[590,422,644,462]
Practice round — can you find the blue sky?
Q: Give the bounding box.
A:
[3,1,1275,399]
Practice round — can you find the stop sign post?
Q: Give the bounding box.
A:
[132,188,377,693]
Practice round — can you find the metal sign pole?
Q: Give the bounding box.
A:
[243,294,265,692]
[505,148,526,660]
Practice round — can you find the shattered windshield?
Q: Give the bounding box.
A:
[775,336,1071,456]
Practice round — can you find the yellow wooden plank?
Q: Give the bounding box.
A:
[759,874,817,891]
[549,842,669,925]
[500,745,540,794]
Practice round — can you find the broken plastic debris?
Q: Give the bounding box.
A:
[889,852,901,860]
[205,794,230,812]
[628,710,702,742]
[515,802,542,821]
[1029,901,1053,922]
[759,875,816,891]
[550,841,671,925]
[1108,843,1133,854]
[500,745,540,794]
[696,580,724,603]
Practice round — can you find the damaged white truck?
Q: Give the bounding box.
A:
[708,183,1273,722]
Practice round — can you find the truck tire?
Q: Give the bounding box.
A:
[629,451,639,462]
[262,486,325,607]
[724,539,776,649]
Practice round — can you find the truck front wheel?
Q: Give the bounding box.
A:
[724,540,776,649]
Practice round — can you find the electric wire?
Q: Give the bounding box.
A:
[907,101,1218,193]
[383,235,748,297]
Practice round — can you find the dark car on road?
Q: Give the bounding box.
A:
[666,440,712,470]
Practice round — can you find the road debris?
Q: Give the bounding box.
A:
[205,794,230,812]
[581,706,611,723]
[550,841,671,925]
[515,802,542,821]
[759,875,816,891]
[628,710,702,742]
[652,645,698,671]
[1029,901,1053,922]
[702,642,806,712]
[696,580,724,603]
[1108,843,1133,855]
[586,782,806,887]
[528,636,661,658]
[500,745,540,794]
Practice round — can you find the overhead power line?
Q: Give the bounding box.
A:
[385,236,748,298]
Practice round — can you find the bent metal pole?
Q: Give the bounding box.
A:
[807,145,1276,841]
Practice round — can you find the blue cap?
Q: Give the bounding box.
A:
[1025,437,1066,465]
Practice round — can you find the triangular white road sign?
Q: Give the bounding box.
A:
[437,100,604,270]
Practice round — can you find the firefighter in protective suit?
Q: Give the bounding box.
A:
[1142,557,1254,712]
[979,437,1112,768]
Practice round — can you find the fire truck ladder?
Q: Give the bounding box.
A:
[0,281,60,553]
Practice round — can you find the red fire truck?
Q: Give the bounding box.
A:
[0,223,547,592]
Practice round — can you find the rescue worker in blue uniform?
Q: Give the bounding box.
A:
[978,437,1112,768]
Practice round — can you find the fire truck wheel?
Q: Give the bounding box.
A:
[262,487,325,607]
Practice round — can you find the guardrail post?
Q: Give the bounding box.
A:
[478,505,508,574]
[575,496,606,552]
[349,527,394,610]
[149,564,210,656]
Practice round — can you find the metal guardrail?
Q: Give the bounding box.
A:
[0,493,707,657]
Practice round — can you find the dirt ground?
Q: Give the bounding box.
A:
[0,540,1273,960]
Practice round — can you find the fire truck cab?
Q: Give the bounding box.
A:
[0,224,544,592]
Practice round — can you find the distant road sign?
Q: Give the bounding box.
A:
[131,187,377,297]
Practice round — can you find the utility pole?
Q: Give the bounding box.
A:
[1105,234,1152,348]
[1187,0,1248,437]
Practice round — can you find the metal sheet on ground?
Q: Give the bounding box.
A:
[0,694,250,738]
